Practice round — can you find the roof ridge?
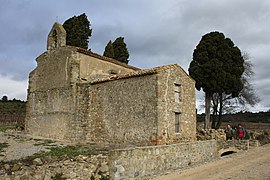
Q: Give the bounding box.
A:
[90,64,182,85]
[91,68,156,84]
[73,46,140,71]
[151,64,179,72]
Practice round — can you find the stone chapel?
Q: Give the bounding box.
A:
[25,22,196,146]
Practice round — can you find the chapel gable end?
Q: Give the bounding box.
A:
[47,22,66,51]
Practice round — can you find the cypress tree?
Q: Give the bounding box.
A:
[112,37,129,64]
[103,40,115,58]
[189,31,244,129]
[103,37,129,64]
[63,13,92,49]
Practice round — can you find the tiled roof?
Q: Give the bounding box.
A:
[150,64,179,72]
[75,47,140,71]
[90,64,180,84]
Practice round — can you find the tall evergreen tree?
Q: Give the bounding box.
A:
[112,37,129,64]
[103,40,114,59]
[188,31,244,129]
[103,37,129,64]
[63,13,92,49]
[210,54,260,129]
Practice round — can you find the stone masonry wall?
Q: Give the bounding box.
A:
[29,48,75,91]
[217,140,260,156]
[70,84,92,142]
[109,140,217,180]
[156,67,196,144]
[1,140,219,180]
[25,88,76,140]
[84,74,159,145]
[79,54,135,82]
[25,47,80,140]
[25,45,137,141]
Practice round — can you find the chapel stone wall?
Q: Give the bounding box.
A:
[156,66,196,144]
[84,74,159,145]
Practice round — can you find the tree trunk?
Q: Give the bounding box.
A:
[211,93,218,129]
[212,109,218,129]
[216,93,223,129]
[204,92,211,129]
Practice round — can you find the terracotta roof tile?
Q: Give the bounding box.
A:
[151,64,179,72]
[90,64,180,84]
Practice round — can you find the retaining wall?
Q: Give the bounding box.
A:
[109,140,217,180]
[217,140,259,156]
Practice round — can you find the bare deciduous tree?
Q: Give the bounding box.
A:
[210,53,260,129]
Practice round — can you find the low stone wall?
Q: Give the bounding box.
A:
[1,139,259,179]
[217,140,260,156]
[109,140,217,180]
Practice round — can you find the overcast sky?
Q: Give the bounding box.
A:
[0,0,269,112]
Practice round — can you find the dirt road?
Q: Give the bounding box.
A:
[154,143,270,180]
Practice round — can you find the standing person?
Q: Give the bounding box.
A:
[225,124,234,140]
[237,124,245,140]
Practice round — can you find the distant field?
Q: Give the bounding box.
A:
[0,99,26,125]
[220,122,270,131]
[197,121,270,131]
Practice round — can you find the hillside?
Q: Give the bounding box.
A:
[0,98,26,125]
[197,111,270,123]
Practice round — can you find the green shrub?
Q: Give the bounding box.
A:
[0,142,9,151]
[51,172,66,180]
[31,145,92,159]
[0,125,16,132]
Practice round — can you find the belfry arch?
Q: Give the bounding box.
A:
[47,22,66,50]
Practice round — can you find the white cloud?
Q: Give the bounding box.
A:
[0,75,28,100]
[247,104,269,113]
[0,0,270,111]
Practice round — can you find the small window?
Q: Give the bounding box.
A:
[174,83,180,92]
[174,84,181,103]
[175,112,181,133]
[109,69,118,75]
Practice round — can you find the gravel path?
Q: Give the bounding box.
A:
[0,131,70,162]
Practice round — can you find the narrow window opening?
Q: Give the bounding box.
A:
[175,112,181,133]
[52,30,58,48]
[174,84,181,103]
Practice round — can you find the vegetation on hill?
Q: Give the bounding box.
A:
[0,96,26,125]
[197,111,270,123]
[0,96,26,115]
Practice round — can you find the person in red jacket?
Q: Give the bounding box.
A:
[237,124,245,140]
